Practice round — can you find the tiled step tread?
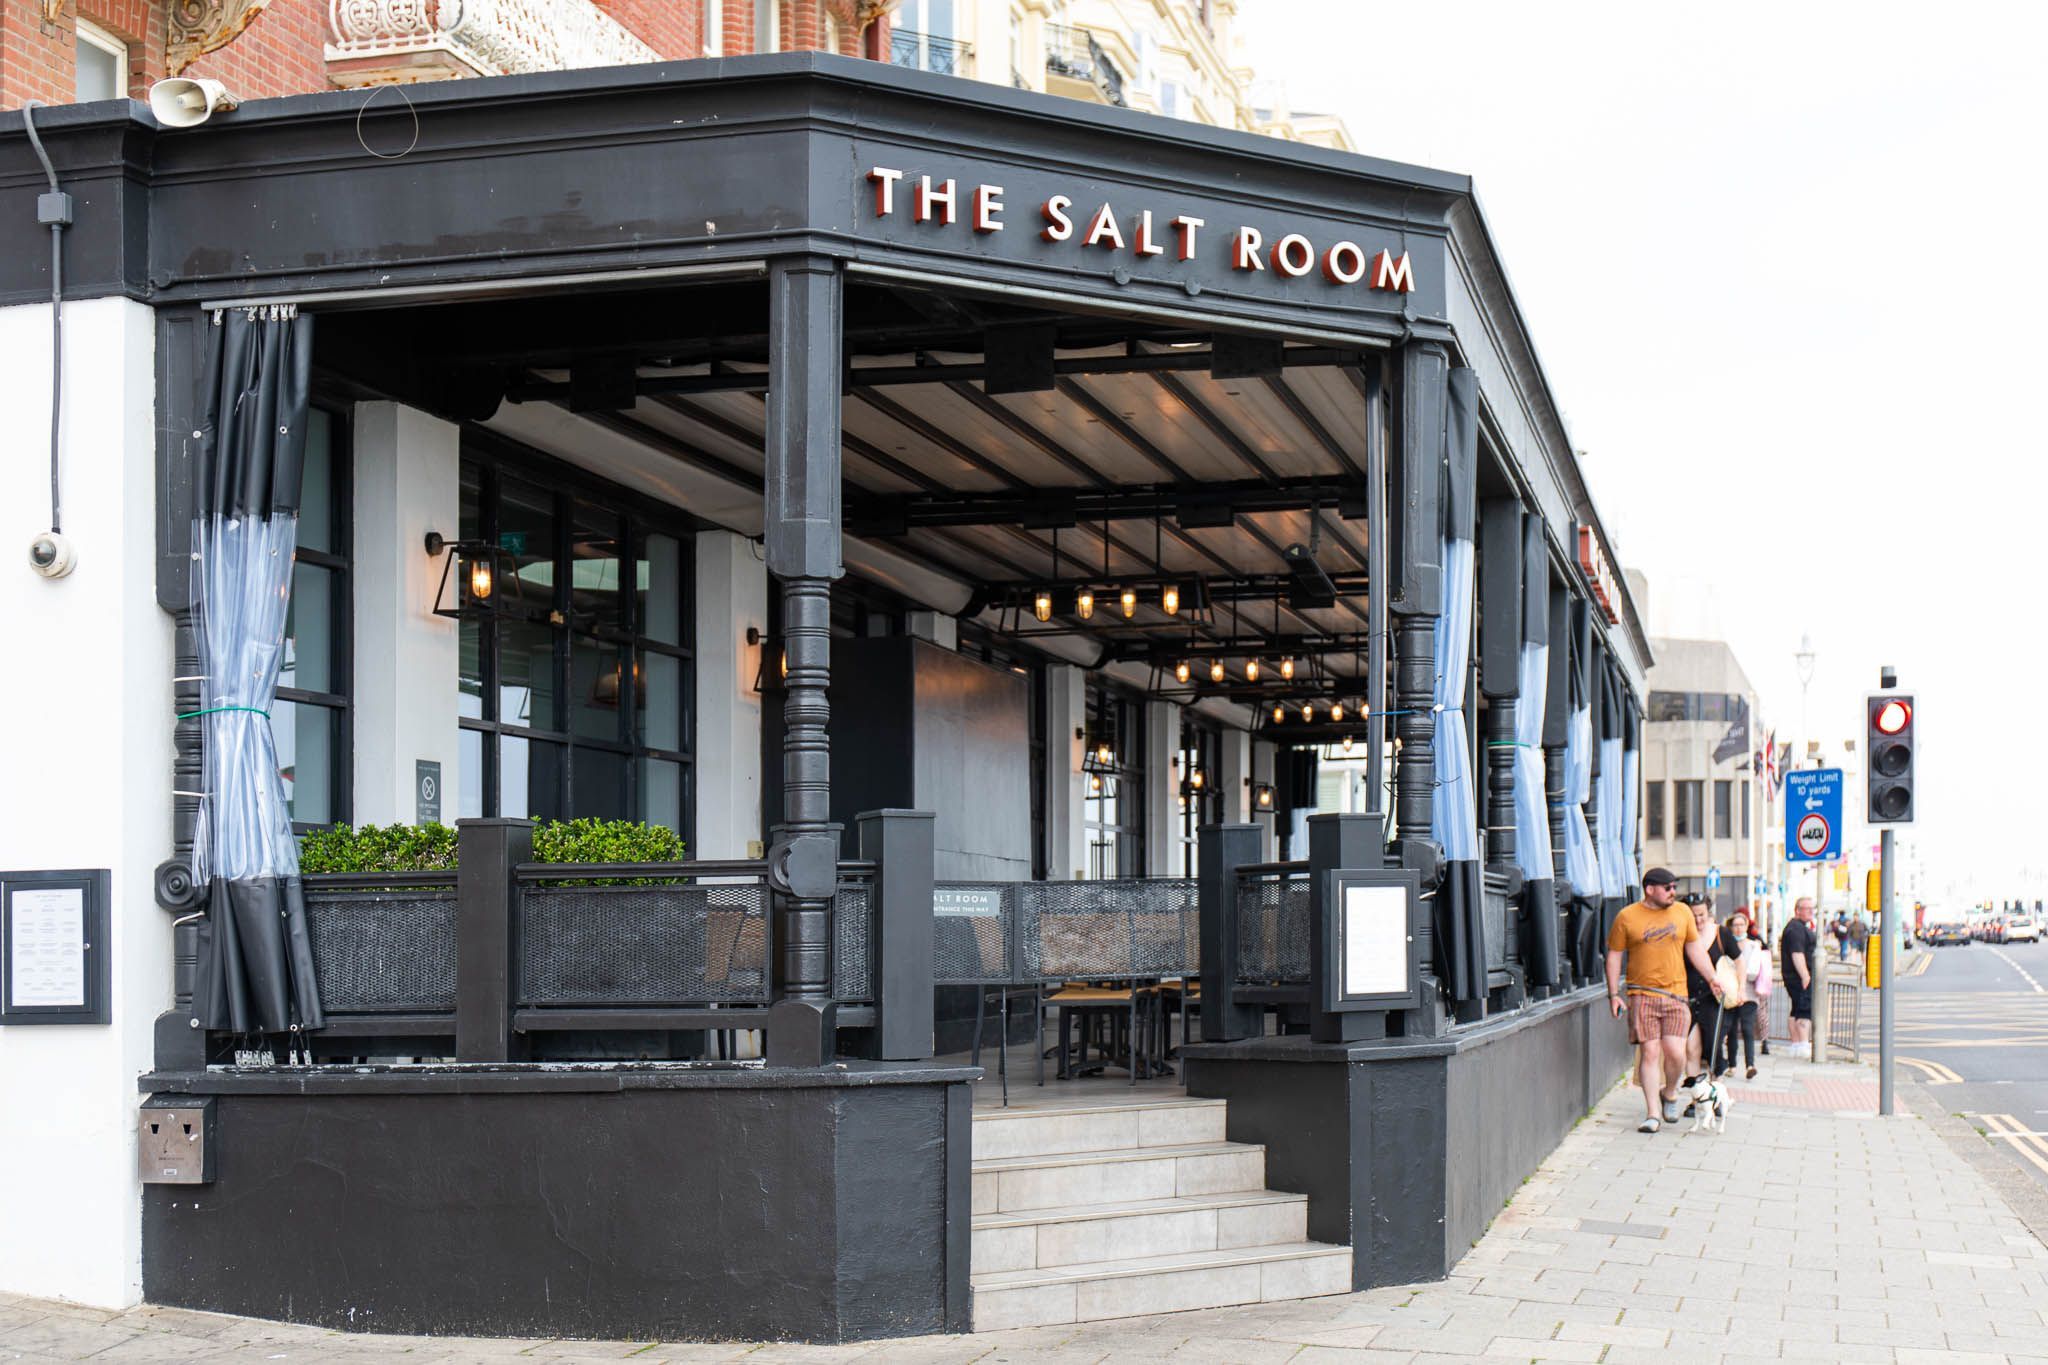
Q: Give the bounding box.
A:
[971,1098,1224,1123]
[972,1240,1346,1291]
[973,1189,1302,1231]
[973,1140,1259,1174]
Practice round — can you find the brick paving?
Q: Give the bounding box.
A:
[5,1059,2048,1363]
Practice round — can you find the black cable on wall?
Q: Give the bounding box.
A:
[20,101,71,537]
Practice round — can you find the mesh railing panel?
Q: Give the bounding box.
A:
[1234,873,1310,986]
[834,879,873,1003]
[517,879,769,1007]
[1826,980,1862,1060]
[1482,878,1510,973]
[305,885,457,1013]
[1024,878,1198,980]
[934,882,1017,985]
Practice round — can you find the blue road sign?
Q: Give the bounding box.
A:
[1786,768,1844,863]
[1706,866,1722,890]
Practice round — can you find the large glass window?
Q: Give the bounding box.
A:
[274,407,351,831]
[456,452,692,835]
[1714,780,1733,839]
[1083,680,1143,879]
[1674,780,1703,839]
[1646,781,1665,839]
[1177,713,1221,876]
[74,20,125,102]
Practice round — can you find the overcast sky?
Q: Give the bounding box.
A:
[1236,1,2048,904]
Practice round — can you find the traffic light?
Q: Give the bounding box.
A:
[1866,693,1915,824]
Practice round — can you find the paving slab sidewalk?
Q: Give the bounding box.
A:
[7,1058,2048,1364]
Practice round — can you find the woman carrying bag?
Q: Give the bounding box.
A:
[1713,910,1764,1079]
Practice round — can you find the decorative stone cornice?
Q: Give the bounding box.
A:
[168,0,276,76]
[326,0,659,87]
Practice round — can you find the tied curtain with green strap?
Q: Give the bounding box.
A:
[190,307,325,1035]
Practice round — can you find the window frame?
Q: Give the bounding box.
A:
[705,0,725,55]
[275,404,354,834]
[73,19,127,102]
[1083,678,1145,879]
[1646,780,1665,839]
[1713,779,1733,840]
[1176,712,1221,876]
[457,434,697,836]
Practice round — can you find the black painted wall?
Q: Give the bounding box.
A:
[142,1069,972,1343]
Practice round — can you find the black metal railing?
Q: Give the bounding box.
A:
[515,862,772,1010]
[304,871,459,1015]
[889,29,971,76]
[1044,24,1126,106]
[1233,863,1309,989]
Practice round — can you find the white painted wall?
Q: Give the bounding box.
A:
[693,531,766,860]
[0,298,168,1307]
[351,404,461,826]
[1043,664,1086,879]
[1144,699,1180,877]
[1218,727,1252,825]
[1252,739,1277,860]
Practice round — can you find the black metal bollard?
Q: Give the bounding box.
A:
[858,809,936,1061]
[456,818,532,1064]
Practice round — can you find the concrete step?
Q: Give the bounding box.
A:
[972,1141,1266,1214]
[973,1189,1308,1272]
[971,1097,1228,1161]
[971,1241,1351,1331]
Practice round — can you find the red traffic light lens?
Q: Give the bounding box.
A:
[1874,699,1911,735]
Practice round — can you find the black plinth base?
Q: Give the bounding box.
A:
[1182,987,1629,1291]
[139,1061,977,1343]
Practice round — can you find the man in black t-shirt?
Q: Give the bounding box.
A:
[1781,897,1817,1053]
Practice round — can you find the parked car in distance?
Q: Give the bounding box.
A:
[1923,922,1973,946]
[2009,914,2040,943]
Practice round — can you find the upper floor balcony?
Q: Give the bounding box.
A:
[326,0,658,87]
[888,29,972,78]
[1044,23,1126,108]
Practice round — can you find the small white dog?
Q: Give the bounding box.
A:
[1689,1076,1733,1134]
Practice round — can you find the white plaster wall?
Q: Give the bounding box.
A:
[1218,727,1252,826]
[351,404,461,826]
[1043,665,1086,879]
[1144,699,1180,877]
[693,531,766,860]
[1252,740,1277,861]
[0,298,169,1307]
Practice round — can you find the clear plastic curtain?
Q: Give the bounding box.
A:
[1597,735,1627,900]
[1513,642,1552,883]
[1619,740,1642,893]
[1562,705,1598,895]
[1430,537,1477,862]
[190,307,323,1035]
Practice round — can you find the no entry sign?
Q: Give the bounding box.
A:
[1785,769,1844,863]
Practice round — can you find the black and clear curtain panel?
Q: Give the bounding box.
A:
[190,306,324,1035]
[1430,367,1486,1003]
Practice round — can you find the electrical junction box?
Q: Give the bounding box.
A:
[138,1098,214,1184]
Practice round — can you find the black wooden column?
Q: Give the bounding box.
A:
[1389,342,1445,867]
[764,255,845,1068]
[1477,498,1522,878]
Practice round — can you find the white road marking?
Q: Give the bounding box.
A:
[1990,948,2047,993]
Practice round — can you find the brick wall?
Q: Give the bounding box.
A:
[3,0,878,111]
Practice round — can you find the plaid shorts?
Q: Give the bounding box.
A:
[1627,993,1690,1044]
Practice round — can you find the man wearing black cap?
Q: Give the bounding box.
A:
[1607,867,1720,1133]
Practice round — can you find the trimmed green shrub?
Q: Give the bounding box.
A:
[297,819,685,874]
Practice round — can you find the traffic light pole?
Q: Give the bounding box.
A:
[1879,825,1895,1115]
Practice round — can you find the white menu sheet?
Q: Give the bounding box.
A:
[9,886,86,1008]
[1341,883,1409,998]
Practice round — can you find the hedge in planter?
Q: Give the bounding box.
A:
[300,819,685,874]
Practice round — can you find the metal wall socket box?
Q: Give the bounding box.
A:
[139,1098,214,1184]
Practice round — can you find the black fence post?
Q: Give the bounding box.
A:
[1198,823,1263,1042]
[858,809,936,1061]
[1308,812,1387,1043]
[457,818,532,1064]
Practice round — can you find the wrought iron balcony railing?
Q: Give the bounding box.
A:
[326,0,658,87]
[889,28,971,77]
[1044,23,1126,107]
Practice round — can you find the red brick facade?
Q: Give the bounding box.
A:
[3,0,876,111]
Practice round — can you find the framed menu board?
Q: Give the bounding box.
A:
[1,869,111,1025]
[1317,867,1424,1014]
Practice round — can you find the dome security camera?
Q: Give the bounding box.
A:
[28,531,76,579]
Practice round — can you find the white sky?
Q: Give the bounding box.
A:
[1236,0,2048,904]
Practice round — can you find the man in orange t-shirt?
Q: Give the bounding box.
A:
[1606,867,1720,1133]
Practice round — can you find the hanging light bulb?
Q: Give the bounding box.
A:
[1342,734,1356,754]
[1120,587,1137,618]
[467,553,494,602]
[1209,659,1226,684]
[1175,659,1191,684]
[1076,589,1095,620]
[1273,703,1286,723]
[1245,658,1260,682]
[1330,701,1345,722]
[1162,583,1180,615]
[1281,656,1295,681]
[1190,768,1205,790]
[1301,702,1315,721]
[1096,742,1113,766]
[1033,589,1054,622]
[1089,772,1103,796]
